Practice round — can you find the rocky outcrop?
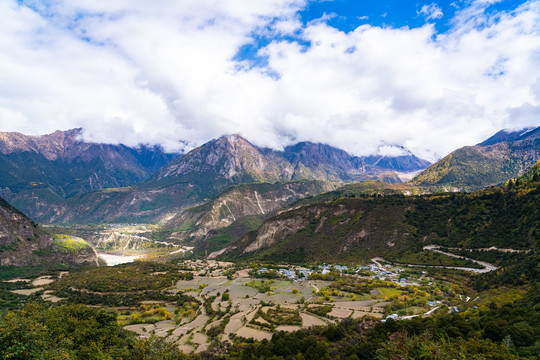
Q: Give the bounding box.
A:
[48,238,100,267]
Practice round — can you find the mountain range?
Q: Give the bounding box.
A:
[177,126,540,257]
[0,131,430,224]
[0,128,177,198]
[0,126,539,228]
[0,126,539,268]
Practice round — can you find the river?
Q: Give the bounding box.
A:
[97,253,140,266]
[97,245,193,266]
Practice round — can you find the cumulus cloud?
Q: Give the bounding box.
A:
[0,0,539,161]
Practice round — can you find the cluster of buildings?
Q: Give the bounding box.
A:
[256,267,311,280]
[255,261,429,287]
[365,263,427,287]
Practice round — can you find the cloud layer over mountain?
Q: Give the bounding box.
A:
[1,0,539,160]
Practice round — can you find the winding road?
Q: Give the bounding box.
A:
[421,245,498,273]
[373,245,500,273]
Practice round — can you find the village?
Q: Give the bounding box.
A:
[255,259,428,286]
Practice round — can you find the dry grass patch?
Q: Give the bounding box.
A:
[236,326,272,341]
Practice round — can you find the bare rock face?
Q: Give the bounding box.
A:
[243,216,309,253]
[164,181,336,243]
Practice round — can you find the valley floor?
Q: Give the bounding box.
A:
[2,255,493,355]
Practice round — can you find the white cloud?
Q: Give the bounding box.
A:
[0,0,539,161]
[419,3,444,20]
[376,145,410,157]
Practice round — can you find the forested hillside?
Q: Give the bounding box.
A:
[220,166,539,276]
[411,126,540,190]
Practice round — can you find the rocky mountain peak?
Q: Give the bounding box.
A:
[210,134,260,159]
[156,133,292,182]
[0,128,84,161]
[216,134,250,147]
[284,141,361,171]
[478,126,537,146]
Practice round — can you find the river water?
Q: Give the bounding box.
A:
[97,253,140,266]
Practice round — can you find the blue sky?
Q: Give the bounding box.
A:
[0,0,538,160]
[299,0,526,31]
[236,0,529,66]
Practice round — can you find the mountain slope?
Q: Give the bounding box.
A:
[0,129,178,211]
[283,142,364,181]
[519,160,540,182]
[0,197,97,266]
[282,142,429,182]
[411,126,540,190]
[216,166,540,263]
[293,180,429,208]
[163,181,338,254]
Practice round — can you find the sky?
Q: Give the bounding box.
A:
[0,0,539,160]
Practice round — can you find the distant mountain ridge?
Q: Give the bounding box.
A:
[153,134,430,188]
[0,128,178,199]
[0,131,430,224]
[477,127,536,146]
[411,126,540,191]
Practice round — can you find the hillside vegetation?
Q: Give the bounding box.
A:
[411,127,540,190]
[0,197,97,267]
[164,181,337,255]
[220,168,539,283]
